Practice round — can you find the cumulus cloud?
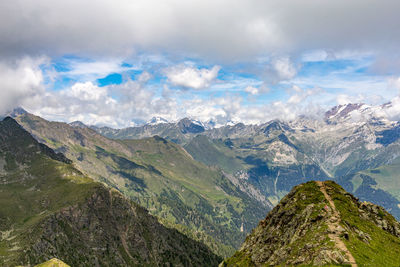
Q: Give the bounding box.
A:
[0,57,47,114]
[65,82,108,101]
[165,65,220,89]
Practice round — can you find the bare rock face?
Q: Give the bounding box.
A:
[222,181,400,266]
[358,201,400,238]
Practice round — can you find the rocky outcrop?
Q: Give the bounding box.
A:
[24,186,221,266]
[222,181,400,266]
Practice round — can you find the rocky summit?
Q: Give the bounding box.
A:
[222,181,400,266]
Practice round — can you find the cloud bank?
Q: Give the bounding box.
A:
[1,0,400,60]
[1,1,400,127]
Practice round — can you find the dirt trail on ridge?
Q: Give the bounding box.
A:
[316,181,357,267]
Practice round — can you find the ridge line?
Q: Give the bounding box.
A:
[316,181,357,267]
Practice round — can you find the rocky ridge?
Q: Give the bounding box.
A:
[222,181,400,266]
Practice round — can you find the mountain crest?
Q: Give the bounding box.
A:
[146,116,169,125]
[223,180,400,266]
[325,103,364,122]
[0,117,71,164]
[69,120,88,128]
[177,117,205,134]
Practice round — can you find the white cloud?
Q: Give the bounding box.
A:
[389,77,400,91]
[65,82,108,101]
[245,86,259,95]
[272,57,298,81]
[0,57,47,114]
[137,71,152,83]
[67,60,125,76]
[2,0,399,61]
[301,49,372,62]
[287,86,322,104]
[55,58,138,82]
[262,56,299,83]
[383,96,400,121]
[165,65,220,89]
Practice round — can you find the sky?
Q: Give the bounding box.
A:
[1,0,400,127]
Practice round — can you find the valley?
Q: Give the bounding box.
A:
[3,102,400,265]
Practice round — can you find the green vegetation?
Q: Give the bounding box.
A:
[0,118,221,266]
[360,161,400,201]
[93,114,400,225]
[224,181,400,266]
[222,250,255,267]
[0,119,100,265]
[184,135,245,173]
[326,181,400,266]
[14,113,269,257]
[34,258,70,267]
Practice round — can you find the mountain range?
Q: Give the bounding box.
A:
[3,102,400,265]
[11,110,271,257]
[84,102,400,220]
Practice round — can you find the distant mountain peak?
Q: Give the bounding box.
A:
[69,120,88,128]
[146,116,169,125]
[7,107,28,117]
[325,103,365,121]
[177,117,205,134]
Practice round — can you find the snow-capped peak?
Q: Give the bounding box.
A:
[325,103,365,120]
[146,116,169,125]
[189,118,204,127]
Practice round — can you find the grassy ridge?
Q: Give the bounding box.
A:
[327,181,400,266]
[223,181,400,266]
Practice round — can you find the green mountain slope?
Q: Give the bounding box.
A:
[185,127,331,206]
[184,135,245,173]
[222,181,400,266]
[336,167,400,219]
[0,118,221,266]
[13,112,270,256]
[102,115,400,221]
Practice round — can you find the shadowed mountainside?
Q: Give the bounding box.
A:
[0,117,221,266]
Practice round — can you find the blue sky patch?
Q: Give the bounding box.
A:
[97,73,123,86]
